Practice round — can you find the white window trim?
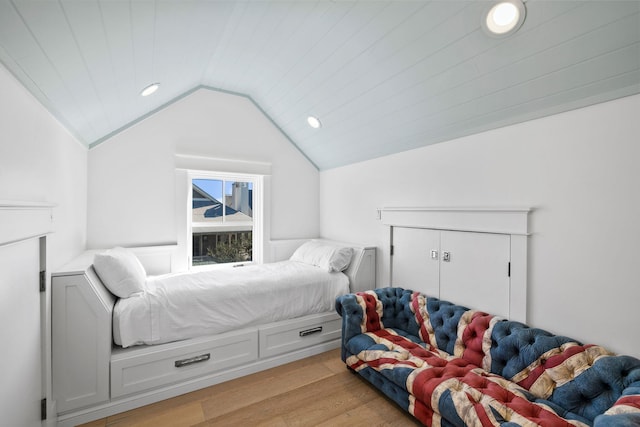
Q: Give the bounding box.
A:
[186,170,264,271]
[175,154,271,272]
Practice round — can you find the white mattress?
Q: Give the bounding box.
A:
[113,260,349,347]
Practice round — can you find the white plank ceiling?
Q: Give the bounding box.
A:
[0,0,638,170]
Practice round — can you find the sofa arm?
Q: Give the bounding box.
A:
[335,293,366,361]
[336,288,421,360]
[594,383,640,427]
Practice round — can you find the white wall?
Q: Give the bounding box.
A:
[320,94,640,358]
[0,61,87,426]
[87,88,319,257]
[0,63,87,270]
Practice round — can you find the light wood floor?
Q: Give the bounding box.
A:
[79,348,423,427]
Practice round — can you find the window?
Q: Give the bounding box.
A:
[189,172,262,268]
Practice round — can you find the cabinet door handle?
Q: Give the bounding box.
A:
[174,353,211,368]
[442,251,451,262]
[299,326,323,337]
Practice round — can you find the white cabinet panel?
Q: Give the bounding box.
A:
[0,238,42,427]
[111,329,258,398]
[52,268,114,413]
[391,228,512,319]
[440,231,510,318]
[391,227,439,297]
[382,208,528,323]
[259,312,341,358]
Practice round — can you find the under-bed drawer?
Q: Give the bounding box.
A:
[258,312,341,358]
[111,328,258,398]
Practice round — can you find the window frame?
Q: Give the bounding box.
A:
[187,170,263,270]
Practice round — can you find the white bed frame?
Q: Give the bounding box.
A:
[51,240,375,427]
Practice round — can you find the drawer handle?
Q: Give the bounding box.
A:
[174,353,211,368]
[299,326,322,337]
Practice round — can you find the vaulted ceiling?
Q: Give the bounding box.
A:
[0,1,638,170]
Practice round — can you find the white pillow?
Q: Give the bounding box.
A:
[93,247,147,298]
[290,240,353,273]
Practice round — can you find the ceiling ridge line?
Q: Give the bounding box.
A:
[87,85,319,171]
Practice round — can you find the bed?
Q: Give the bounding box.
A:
[51,239,375,427]
[104,241,355,347]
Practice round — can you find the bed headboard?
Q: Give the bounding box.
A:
[127,245,180,275]
[269,238,376,292]
[58,245,180,277]
[313,239,376,293]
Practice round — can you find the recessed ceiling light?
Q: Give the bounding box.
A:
[307,116,322,129]
[482,0,526,37]
[140,82,160,97]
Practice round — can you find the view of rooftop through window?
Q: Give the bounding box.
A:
[191,178,253,266]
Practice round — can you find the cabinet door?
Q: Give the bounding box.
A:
[391,227,440,297]
[0,238,42,427]
[440,231,511,318]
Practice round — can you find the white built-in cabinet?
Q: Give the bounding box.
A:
[380,207,529,323]
[0,202,53,427]
[391,227,511,318]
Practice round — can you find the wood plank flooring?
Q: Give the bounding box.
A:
[79,349,423,427]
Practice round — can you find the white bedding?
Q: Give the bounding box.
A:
[113,260,349,347]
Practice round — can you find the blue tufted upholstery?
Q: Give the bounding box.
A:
[552,355,640,421]
[369,287,419,333]
[336,287,640,427]
[425,298,468,355]
[489,320,576,379]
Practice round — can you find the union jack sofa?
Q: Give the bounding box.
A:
[336,287,640,426]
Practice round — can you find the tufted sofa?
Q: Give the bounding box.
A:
[335,287,640,426]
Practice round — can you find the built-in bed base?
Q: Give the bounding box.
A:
[51,242,375,427]
[57,329,340,427]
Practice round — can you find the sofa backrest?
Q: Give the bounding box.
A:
[488,319,640,421]
[551,354,640,422]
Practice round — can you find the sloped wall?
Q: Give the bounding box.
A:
[87,88,319,258]
[0,63,87,270]
[0,61,87,424]
[320,94,640,358]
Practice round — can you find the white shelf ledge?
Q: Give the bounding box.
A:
[0,201,55,246]
[378,206,531,236]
